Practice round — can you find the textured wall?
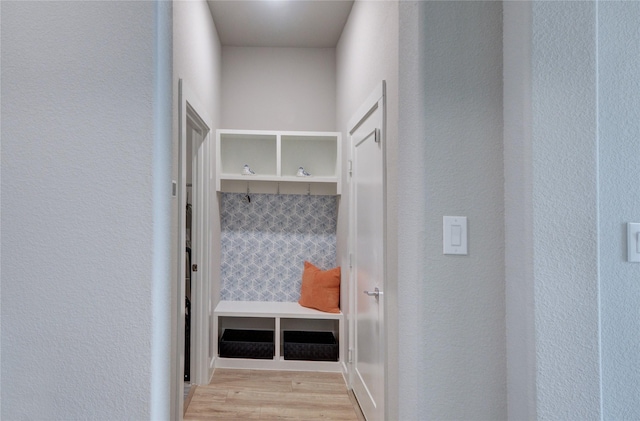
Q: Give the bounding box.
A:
[220,193,337,302]
[531,3,601,418]
[398,2,506,420]
[598,2,640,418]
[221,46,336,131]
[502,2,633,418]
[397,3,424,416]
[336,1,399,417]
[1,2,171,419]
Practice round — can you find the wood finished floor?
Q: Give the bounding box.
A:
[184,369,365,421]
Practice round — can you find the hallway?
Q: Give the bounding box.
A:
[184,369,364,420]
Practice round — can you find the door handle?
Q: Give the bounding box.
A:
[363,287,381,298]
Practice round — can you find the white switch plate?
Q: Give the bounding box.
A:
[444,216,467,255]
[628,223,640,263]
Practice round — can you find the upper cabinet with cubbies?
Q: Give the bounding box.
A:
[216,129,341,195]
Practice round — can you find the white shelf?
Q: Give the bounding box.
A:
[215,301,343,319]
[219,174,338,183]
[217,174,282,182]
[214,356,342,372]
[216,129,341,195]
[213,300,345,372]
[279,176,338,183]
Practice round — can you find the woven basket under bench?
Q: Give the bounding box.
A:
[219,329,274,359]
[283,330,338,362]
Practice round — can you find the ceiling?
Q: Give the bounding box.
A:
[206,0,355,48]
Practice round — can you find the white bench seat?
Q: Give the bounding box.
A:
[214,300,343,319]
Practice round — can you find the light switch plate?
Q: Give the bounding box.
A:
[628,223,640,263]
[444,216,467,255]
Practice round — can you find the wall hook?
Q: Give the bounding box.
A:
[245,183,251,203]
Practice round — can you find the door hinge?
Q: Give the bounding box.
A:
[374,128,381,143]
[348,160,353,177]
[348,348,353,364]
[192,264,198,272]
[349,253,353,269]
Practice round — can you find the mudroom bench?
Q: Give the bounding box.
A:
[213,300,344,372]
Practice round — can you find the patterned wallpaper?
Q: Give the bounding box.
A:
[220,193,338,302]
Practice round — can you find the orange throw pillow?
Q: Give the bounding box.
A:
[298,261,341,313]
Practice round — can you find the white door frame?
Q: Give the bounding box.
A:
[348,81,387,420]
[187,102,211,386]
[173,79,212,420]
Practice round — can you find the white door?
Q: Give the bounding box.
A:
[349,82,386,421]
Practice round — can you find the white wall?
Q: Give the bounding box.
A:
[1,2,172,419]
[336,1,399,418]
[174,1,222,128]
[398,2,506,420]
[598,2,640,418]
[221,46,336,131]
[505,3,602,418]
[504,1,640,419]
[503,2,536,419]
[530,3,602,413]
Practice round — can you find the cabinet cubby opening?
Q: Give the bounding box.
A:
[219,133,277,177]
[279,318,339,357]
[281,135,338,178]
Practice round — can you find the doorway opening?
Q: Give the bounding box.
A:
[176,79,213,419]
[348,81,387,421]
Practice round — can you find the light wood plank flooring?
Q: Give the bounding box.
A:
[184,369,365,421]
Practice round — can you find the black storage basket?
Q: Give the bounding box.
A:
[219,329,274,359]
[283,331,338,362]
